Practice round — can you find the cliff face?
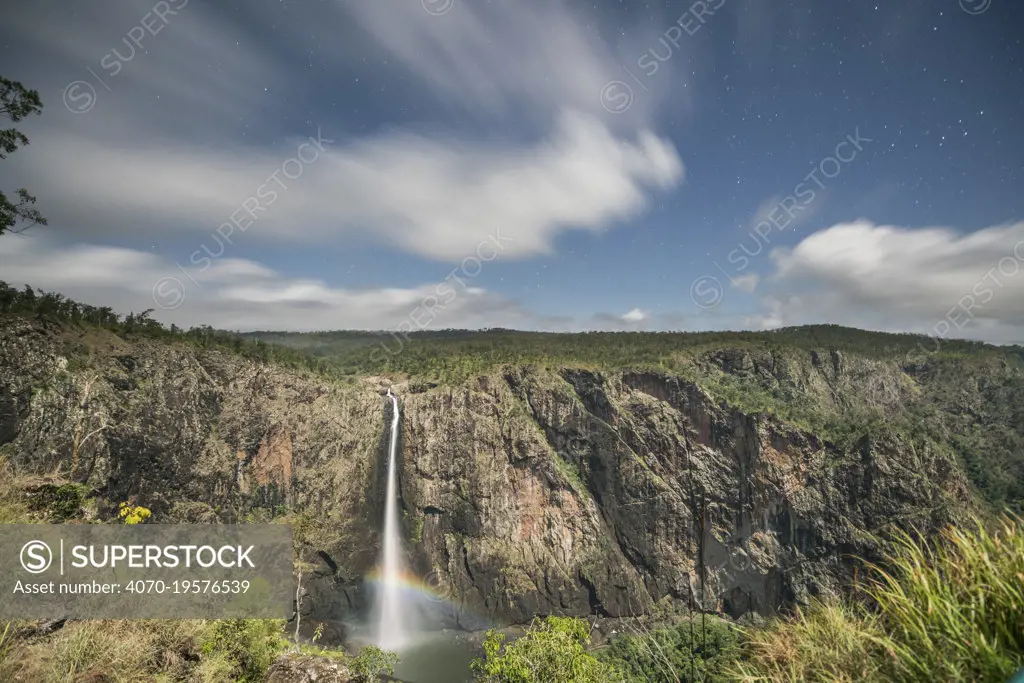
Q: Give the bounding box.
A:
[0,319,975,633]
[399,366,969,626]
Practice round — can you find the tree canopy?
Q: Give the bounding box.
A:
[0,75,46,236]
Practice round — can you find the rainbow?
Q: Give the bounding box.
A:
[363,567,457,606]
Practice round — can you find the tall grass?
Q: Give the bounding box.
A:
[0,620,205,682]
[0,454,30,523]
[0,618,307,682]
[732,514,1024,682]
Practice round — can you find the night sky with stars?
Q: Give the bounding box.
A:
[0,0,1022,340]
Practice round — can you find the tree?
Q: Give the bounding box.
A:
[594,616,742,682]
[0,76,46,235]
[281,511,336,645]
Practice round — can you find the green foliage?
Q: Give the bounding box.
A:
[350,644,399,682]
[199,618,289,682]
[0,619,211,682]
[0,622,14,664]
[0,280,341,377]
[731,514,1024,682]
[471,616,625,683]
[285,640,398,682]
[596,616,742,682]
[410,513,425,544]
[247,324,1011,382]
[26,483,91,522]
[552,452,588,494]
[0,76,46,236]
[283,510,335,561]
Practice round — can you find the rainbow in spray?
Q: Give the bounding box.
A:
[365,567,453,605]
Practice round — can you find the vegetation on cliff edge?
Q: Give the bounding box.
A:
[470,515,1024,682]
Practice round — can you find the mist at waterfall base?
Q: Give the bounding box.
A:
[347,390,476,683]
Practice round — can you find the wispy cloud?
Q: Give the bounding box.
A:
[12,111,681,261]
[0,237,703,334]
[0,0,684,263]
[732,273,759,293]
[749,193,819,234]
[0,235,548,331]
[340,0,660,129]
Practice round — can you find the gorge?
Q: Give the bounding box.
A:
[1,316,1021,663]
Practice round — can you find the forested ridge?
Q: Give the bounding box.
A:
[3,280,1023,513]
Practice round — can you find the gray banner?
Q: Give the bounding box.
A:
[0,524,293,619]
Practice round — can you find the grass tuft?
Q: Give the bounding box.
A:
[731,513,1024,682]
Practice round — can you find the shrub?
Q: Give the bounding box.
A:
[28,483,91,521]
[350,644,400,681]
[0,619,207,683]
[119,500,152,524]
[471,616,625,683]
[596,615,742,682]
[199,618,289,682]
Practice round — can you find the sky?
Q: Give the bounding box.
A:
[0,0,1022,342]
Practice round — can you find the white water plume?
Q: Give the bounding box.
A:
[372,388,412,650]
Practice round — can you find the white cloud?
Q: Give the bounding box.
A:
[0,0,285,142]
[747,187,822,238]
[732,273,759,293]
[340,0,660,129]
[621,308,648,322]
[753,220,1024,342]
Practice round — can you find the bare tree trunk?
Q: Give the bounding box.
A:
[294,557,303,645]
[71,375,105,478]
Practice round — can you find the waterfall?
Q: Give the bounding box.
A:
[373,388,412,650]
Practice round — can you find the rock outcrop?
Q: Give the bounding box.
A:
[265,654,353,683]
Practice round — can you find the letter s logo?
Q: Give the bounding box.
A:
[21,540,53,574]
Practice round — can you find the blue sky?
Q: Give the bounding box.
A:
[0,0,1022,340]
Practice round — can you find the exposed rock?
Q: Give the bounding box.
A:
[264,653,353,683]
[0,318,978,637]
[241,426,295,504]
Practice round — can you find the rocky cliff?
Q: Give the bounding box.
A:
[0,318,984,639]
